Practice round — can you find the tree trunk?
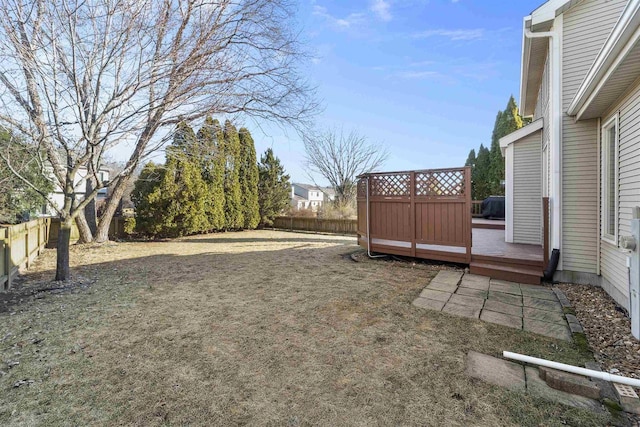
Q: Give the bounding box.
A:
[95,175,129,243]
[75,210,94,244]
[84,175,98,236]
[55,220,72,281]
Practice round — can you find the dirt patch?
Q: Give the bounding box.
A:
[350,250,466,272]
[0,231,610,426]
[558,283,640,379]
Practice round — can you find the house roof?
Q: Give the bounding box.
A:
[499,119,544,155]
[520,0,582,116]
[567,0,640,120]
[292,183,322,191]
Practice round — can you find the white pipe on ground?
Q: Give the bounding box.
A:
[503,351,640,388]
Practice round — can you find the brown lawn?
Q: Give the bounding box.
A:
[0,230,610,426]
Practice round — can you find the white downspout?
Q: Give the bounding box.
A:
[366,177,386,258]
[597,117,602,276]
[524,16,562,268]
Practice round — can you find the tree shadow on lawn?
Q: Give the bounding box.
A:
[0,241,610,427]
[174,235,357,245]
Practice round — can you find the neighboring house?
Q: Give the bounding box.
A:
[500,0,640,309]
[45,166,110,215]
[290,183,334,211]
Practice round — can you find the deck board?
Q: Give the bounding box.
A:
[472,228,543,262]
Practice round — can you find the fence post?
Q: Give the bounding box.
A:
[25,222,30,269]
[410,171,416,258]
[5,227,12,290]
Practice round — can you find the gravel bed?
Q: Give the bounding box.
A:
[557,283,640,379]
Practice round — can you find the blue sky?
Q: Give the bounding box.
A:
[251,0,543,184]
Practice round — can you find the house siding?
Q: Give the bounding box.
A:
[534,53,551,198]
[513,131,543,245]
[561,0,627,273]
[600,80,640,309]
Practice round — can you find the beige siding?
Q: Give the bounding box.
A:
[600,81,640,309]
[513,131,543,245]
[561,0,627,273]
[534,54,552,198]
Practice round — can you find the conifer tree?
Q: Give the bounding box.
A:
[162,122,209,236]
[473,144,492,200]
[223,120,243,229]
[258,148,291,226]
[238,128,260,229]
[488,96,524,195]
[465,149,476,169]
[197,117,226,231]
[465,149,477,198]
[131,161,168,236]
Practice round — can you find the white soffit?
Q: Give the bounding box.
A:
[567,0,640,120]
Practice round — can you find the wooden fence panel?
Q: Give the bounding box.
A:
[357,201,367,235]
[1,218,51,290]
[273,216,357,234]
[1,216,126,290]
[369,201,412,241]
[47,219,80,248]
[1,229,8,290]
[357,167,472,263]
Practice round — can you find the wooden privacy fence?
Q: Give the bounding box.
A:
[1,218,50,290]
[1,216,129,290]
[357,167,472,264]
[273,216,358,234]
[47,216,127,248]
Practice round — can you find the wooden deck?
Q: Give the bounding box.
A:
[471,228,544,284]
[472,218,505,230]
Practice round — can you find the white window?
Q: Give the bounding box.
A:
[601,115,619,245]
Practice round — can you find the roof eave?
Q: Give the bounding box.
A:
[499,118,544,156]
[567,0,640,119]
[520,17,533,117]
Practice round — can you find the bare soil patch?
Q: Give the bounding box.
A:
[0,231,612,426]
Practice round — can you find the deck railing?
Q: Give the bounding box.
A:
[471,200,483,218]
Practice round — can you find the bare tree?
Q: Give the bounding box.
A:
[0,0,317,280]
[303,128,388,206]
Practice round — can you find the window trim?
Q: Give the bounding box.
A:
[601,114,619,246]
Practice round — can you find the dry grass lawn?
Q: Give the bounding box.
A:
[0,230,611,426]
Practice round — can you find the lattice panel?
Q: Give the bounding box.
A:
[370,173,410,197]
[415,170,465,196]
[357,178,367,198]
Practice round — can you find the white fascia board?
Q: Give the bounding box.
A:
[520,16,533,116]
[530,0,575,26]
[567,0,640,118]
[499,119,544,155]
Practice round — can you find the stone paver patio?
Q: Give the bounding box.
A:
[466,351,603,412]
[412,270,573,341]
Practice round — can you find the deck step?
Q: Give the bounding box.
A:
[471,254,543,269]
[470,261,543,285]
